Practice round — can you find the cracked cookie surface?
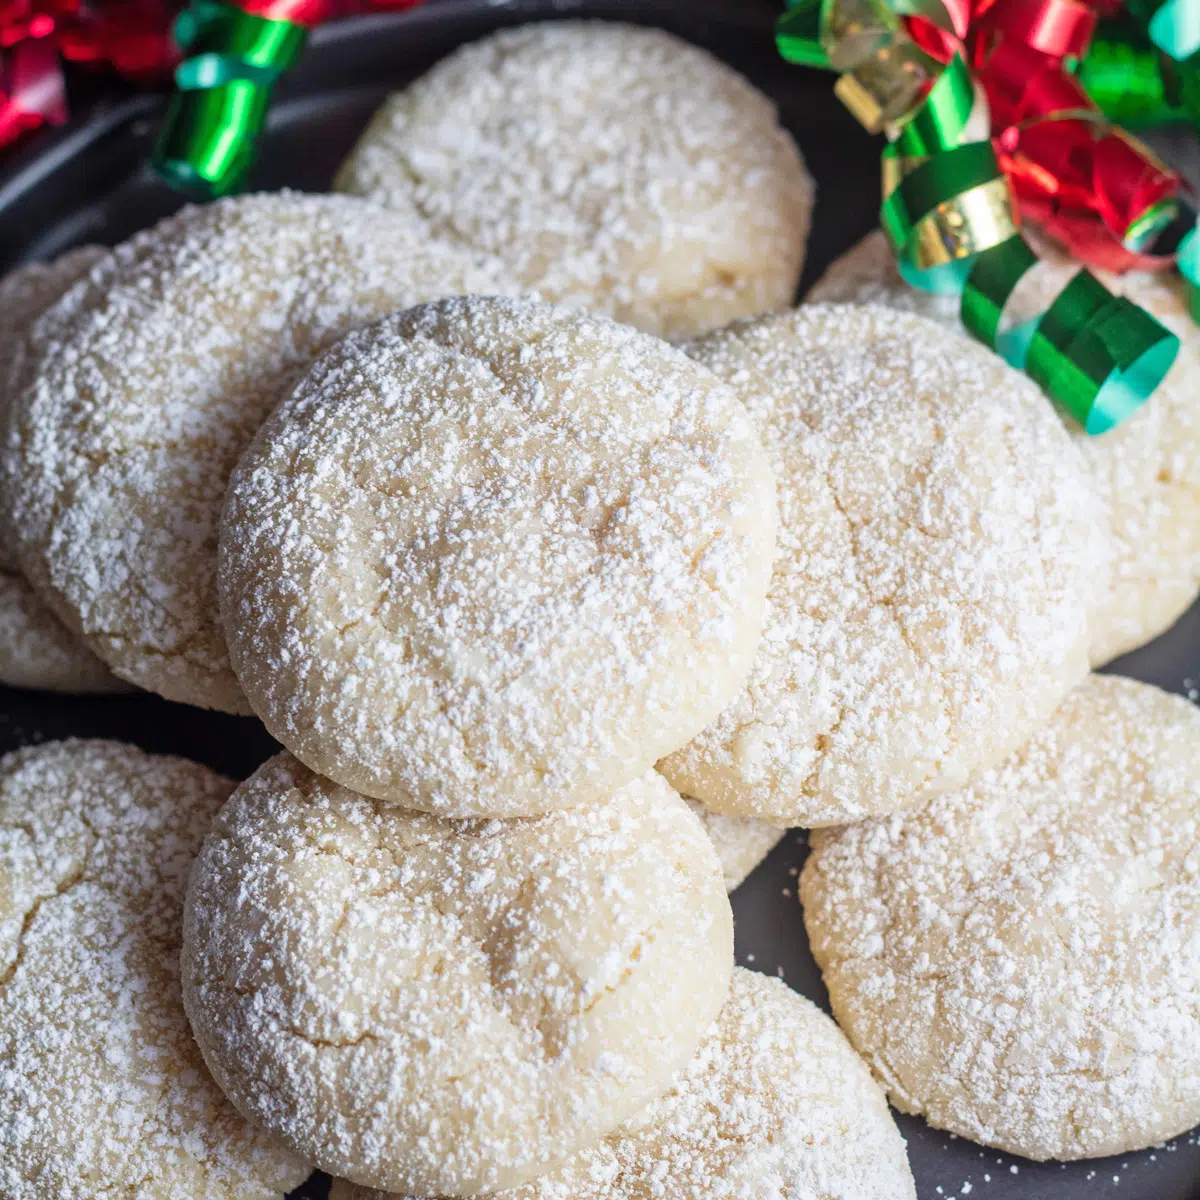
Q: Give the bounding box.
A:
[1,192,511,712]
[335,21,812,340]
[809,229,1200,666]
[329,968,915,1200]
[219,296,775,815]
[181,751,733,1195]
[657,304,1099,826]
[0,249,127,693]
[0,738,309,1199]
[802,675,1200,1160]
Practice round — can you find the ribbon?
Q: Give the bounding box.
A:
[151,0,422,195]
[0,0,176,151]
[0,36,64,147]
[778,0,1180,434]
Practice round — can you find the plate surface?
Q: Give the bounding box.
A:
[2,3,1199,1198]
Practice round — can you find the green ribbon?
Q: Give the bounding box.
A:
[153,0,308,198]
[776,0,1181,434]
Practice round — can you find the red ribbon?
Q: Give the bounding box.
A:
[0,36,64,147]
[0,0,422,154]
[907,0,1185,273]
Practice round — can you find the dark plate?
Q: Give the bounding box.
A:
[1,3,1198,1198]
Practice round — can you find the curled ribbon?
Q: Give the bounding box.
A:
[0,0,177,152]
[152,0,422,196]
[778,0,1180,433]
[152,0,315,195]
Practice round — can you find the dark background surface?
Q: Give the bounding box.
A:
[1,2,1199,1197]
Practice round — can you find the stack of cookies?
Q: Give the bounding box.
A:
[1,18,1199,1200]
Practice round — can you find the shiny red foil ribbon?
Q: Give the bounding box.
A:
[0,0,422,153]
[907,0,1185,273]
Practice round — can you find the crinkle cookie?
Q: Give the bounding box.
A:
[181,753,733,1195]
[809,229,1200,665]
[1,192,510,713]
[684,798,784,891]
[803,675,1200,1161]
[658,304,1099,826]
[329,968,915,1200]
[0,250,126,692]
[335,21,812,339]
[219,296,775,816]
[0,739,310,1199]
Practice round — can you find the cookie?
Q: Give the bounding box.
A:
[0,739,309,1198]
[0,250,127,692]
[658,304,1099,826]
[181,753,734,1195]
[2,192,510,712]
[329,968,916,1200]
[219,296,775,816]
[809,229,1200,665]
[684,798,784,891]
[335,21,812,339]
[802,675,1200,1161]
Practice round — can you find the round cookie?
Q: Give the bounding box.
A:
[802,675,1200,1161]
[2,192,511,713]
[0,573,127,693]
[658,304,1099,827]
[0,739,309,1198]
[335,21,812,340]
[809,229,1200,665]
[0,250,127,693]
[219,296,776,816]
[684,798,785,891]
[181,753,734,1195]
[328,967,916,1200]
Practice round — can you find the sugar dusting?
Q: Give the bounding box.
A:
[803,676,1200,1162]
[182,752,733,1195]
[0,739,309,1198]
[0,248,126,691]
[1,192,511,713]
[330,968,915,1200]
[658,303,1099,826]
[336,21,813,339]
[808,229,1200,666]
[219,295,776,816]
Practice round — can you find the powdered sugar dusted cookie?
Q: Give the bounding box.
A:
[658,304,1098,826]
[0,740,309,1198]
[0,250,127,693]
[182,753,733,1194]
[219,296,775,816]
[336,22,812,339]
[803,675,1200,1161]
[809,229,1200,665]
[685,798,784,891]
[0,574,127,693]
[329,968,915,1200]
[2,193,511,712]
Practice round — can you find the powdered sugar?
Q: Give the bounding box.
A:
[0,739,309,1199]
[181,752,732,1194]
[808,229,1200,666]
[683,797,784,891]
[219,295,776,816]
[336,21,812,339]
[330,968,916,1200]
[658,303,1100,826]
[803,675,1200,1161]
[1,192,512,713]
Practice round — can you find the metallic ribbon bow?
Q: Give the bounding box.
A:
[778,0,1180,433]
